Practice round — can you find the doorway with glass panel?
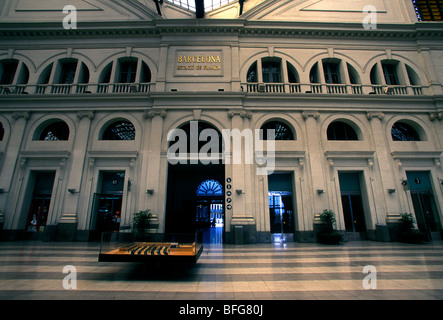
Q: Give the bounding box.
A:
[89,171,125,241]
[268,172,295,242]
[338,172,368,240]
[406,171,442,241]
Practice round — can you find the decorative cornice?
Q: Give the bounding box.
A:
[1,21,442,40]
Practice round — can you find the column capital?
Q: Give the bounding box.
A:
[367,112,385,121]
[76,111,94,120]
[429,112,442,121]
[11,111,30,121]
[302,111,320,120]
[144,109,167,119]
[227,109,252,119]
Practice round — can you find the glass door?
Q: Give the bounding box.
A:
[25,171,56,238]
[268,172,295,242]
[338,172,367,240]
[89,171,125,241]
[407,171,442,241]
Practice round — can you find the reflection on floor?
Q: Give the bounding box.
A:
[1,240,443,300]
[199,226,224,244]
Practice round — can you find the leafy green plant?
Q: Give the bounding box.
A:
[132,209,152,229]
[319,209,336,232]
[317,209,342,245]
[398,213,425,244]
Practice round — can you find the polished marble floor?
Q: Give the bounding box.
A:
[0,240,443,300]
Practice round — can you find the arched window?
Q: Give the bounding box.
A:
[370,60,422,87]
[1,59,19,85]
[99,58,152,84]
[391,121,421,141]
[260,121,295,140]
[262,58,281,83]
[247,62,257,83]
[323,59,341,84]
[327,121,358,141]
[0,122,4,141]
[0,59,29,87]
[37,121,70,141]
[246,58,299,84]
[102,120,135,140]
[196,179,223,197]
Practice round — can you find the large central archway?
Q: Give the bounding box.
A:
[164,121,225,244]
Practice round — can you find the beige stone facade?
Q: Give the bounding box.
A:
[0,0,442,243]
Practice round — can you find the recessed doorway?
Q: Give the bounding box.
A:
[165,162,225,244]
[268,172,295,243]
[406,171,442,241]
[24,171,56,239]
[89,171,125,241]
[338,172,368,240]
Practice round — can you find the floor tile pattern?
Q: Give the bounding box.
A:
[0,240,443,300]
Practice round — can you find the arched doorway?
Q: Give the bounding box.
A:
[196,179,224,243]
[165,121,225,244]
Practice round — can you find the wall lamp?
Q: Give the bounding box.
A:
[146,189,154,195]
[317,189,325,195]
[388,188,396,194]
[236,189,243,195]
[67,188,78,194]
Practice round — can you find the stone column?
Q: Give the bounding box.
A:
[57,111,94,241]
[0,112,30,232]
[227,109,256,243]
[366,112,397,221]
[302,111,326,230]
[418,48,443,95]
[155,44,169,92]
[142,109,167,232]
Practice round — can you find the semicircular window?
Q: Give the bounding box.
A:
[260,121,295,140]
[391,122,421,141]
[0,122,4,141]
[327,121,358,141]
[196,179,223,197]
[39,121,70,141]
[102,120,135,140]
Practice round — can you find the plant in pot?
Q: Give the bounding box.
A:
[398,213,426,244]
[317,209,343,245]
[132,209,152,236]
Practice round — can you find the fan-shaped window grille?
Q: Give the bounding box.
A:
[102,121,135,141]
[196,179,223,197]
[38,121,70,141]
[260,121,295,140]
[0,122,4,141]
[391,122,421,141]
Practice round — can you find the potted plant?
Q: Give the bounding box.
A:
[398,213,426,244]
[132,209,152,235]
[317,209,343,245]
